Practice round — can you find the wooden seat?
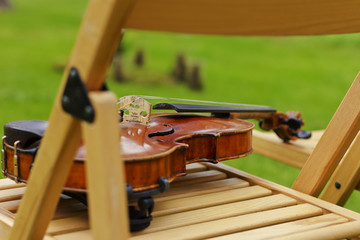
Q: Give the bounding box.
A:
[2,0,360,239]
[1,163,360,239]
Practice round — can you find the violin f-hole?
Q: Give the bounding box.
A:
[148,124,175,138]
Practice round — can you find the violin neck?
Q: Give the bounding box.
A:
[229,111,275,120]
[152,102,276,120]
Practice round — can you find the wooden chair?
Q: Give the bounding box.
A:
[1,0,360,239]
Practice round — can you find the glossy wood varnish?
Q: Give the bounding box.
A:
[4,114,254,193]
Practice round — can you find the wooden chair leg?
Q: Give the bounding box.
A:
[320,131,360,206]
[82,91,129,240]
[8,0,135,239]
[292,74,360,196]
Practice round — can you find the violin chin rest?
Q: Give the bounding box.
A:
[4,120,49,148]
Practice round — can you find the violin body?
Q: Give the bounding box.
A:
[2,114,254,193]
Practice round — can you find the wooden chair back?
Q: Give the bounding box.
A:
[125,0,360,36]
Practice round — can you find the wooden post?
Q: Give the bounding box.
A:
[320,131,360,206]
[8,0,135,239]
[82,92,129,239]
[292,74,360,196]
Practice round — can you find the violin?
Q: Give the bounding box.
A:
[1,96,254,196]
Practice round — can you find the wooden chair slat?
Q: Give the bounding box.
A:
[52,230,92,240]
[52,203,87,220]
[152,185,272,217]
[0,179,25,190]
[206,163,360,220]
[208,213,348,240]
[133,194,296,235]
[47,214,89,236]
[185,163,207,173]
[169,169,227,187]
[0,187,25,202]
[130,204,322,240]
[274,220,360,240]
[154,178,249,202]
[0,199,21,212]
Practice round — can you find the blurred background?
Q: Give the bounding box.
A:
[1,0,360,210]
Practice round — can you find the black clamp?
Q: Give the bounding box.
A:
[61,68,95,123]
[129,197,154,232]
[127,177,169,200]
[63,192,155,232]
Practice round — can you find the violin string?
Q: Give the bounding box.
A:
[137,95,273,110]
[117,96,143,111]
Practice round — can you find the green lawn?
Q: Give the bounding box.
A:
[1,0,360,211]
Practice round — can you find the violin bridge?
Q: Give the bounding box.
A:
[117,95,151,125]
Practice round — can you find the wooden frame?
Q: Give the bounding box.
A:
[4,0,360,239]
[8,0,134,239]
[124,0,360,36]
[292,74,360,196]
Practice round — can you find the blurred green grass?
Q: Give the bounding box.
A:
[1,0,360,211]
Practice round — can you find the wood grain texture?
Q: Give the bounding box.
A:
[53,230,92,240]
[0,161,358,239]
[252,130,322,169]
[125,0,360,36]
[208,213,347,240]
[0,187,25,202]
[8,0,135,239]
[0,199,21,212]
[47,214,89,235]
[169,169,227,187]
[0,179,25,190]
[0,208,14,240]
[292,74,360,196]
[205,163,360,221]
[321,131,360,205]
[52,202,87,220]
[184,163,207,173]
[82,92,129,240]
[152,185,272,217]
[130,204,322,240]
[133,194,296,235]
[274,220,360,240]
[154,178,249,202]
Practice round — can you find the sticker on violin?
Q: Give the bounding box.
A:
[117,95,151,125]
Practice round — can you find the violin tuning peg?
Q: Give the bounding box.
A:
[294,130,312,139]
[286,118,303,131]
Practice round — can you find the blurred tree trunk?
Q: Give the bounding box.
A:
[0,0,11,8]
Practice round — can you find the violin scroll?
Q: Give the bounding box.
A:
[259,111,311,142]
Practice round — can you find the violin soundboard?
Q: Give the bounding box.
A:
[0,162,359,239]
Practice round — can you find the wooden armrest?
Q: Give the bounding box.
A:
[252,129,324,169]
